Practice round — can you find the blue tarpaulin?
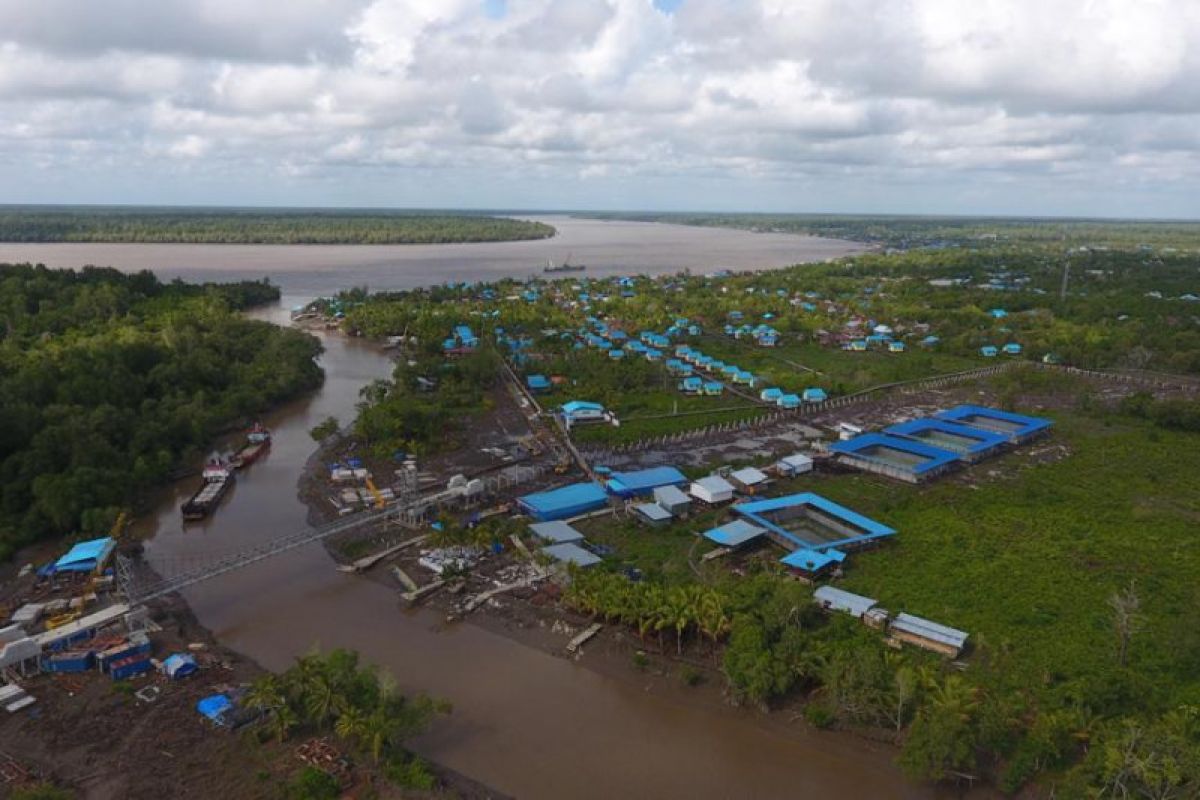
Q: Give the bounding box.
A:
[197,694,232,723]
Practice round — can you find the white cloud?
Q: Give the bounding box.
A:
[0,0,1198,214]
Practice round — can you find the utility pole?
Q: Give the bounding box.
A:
[1059,252,1072,302]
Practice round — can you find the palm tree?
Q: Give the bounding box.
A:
[304,670,341,730]
[244,674,285,714]
[666,587,694,656]
[268,703,299,743]
[361,709,395,764]
[334,705,367,745]
[697,589,731,656]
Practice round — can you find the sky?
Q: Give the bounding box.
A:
[1,0,1199,217]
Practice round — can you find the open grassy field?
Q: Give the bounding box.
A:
[693,335,985,395]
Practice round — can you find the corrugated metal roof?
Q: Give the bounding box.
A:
[518,482,608,521]
[891,613,968,649]
[734,492,896,538]
[813,586,877,617]
[605,466,687,496]
[829,433,962,475]
[703,520,766,547]
[692,475,734,495]
[652,485,691,507]
[634,503,672,521]
[885,418,1009,454]
[780,549,841,572]
[528,521,585,544]
[935,404,1053,439]
[53,537,115,572]
[542,542,602,568]
[730,467,767,485]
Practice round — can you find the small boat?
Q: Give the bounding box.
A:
[230,423,272,469]
[181,459,235,521]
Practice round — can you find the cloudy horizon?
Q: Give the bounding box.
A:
[2,0,1199,218]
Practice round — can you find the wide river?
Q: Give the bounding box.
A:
[0,215,867,292]
[28,218,979,798]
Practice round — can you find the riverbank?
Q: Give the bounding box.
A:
[303,437,995,800]
[0,570,504,799]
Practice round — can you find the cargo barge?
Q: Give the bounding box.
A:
[181,460,234,521]
[230,423,271,470]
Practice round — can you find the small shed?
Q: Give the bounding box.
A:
[728,467,768,494]
[776,453,813,476]
[889,613,969,658]
[653,485,691,516]
[633,503,672,527]
[813,586,877,618]
[690,475,735,505]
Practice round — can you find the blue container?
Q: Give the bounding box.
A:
[110,656,153,681]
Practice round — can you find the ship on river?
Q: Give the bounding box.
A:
[181,459,235,521]
[230,423,271,470]
[543,255,586,273]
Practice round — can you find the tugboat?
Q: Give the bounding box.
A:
[181,458,235,521]
[543,255,586,274]
[230,422,271,470]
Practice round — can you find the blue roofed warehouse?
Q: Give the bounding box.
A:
[518,482,609,521]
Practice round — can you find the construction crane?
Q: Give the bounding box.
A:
[365,477,386,509]
[109,510,130,543]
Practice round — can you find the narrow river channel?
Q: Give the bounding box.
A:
[131,298,986,800]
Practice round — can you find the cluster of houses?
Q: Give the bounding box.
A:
[670,345,756,397]
[576,317,702,364]
[723,317,781,347]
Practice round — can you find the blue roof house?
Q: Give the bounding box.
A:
[980,345,999,357]
[680,376,703,394]
[760,387,783,403]
[526,374,551,393]
[605,466,688,497]
[802,387,828,403]
[778,393,801,409]
[1003,343,1023,355]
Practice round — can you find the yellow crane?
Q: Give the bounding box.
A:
[365,477,385,509]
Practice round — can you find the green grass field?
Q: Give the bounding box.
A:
[580,410,1200,713]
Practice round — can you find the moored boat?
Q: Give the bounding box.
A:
[230,423,272,470]
[181,459,234,521]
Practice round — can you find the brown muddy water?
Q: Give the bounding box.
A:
[0,215,866,294]
[129,300,986,800]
